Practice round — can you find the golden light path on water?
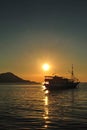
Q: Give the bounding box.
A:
[42,87,49,128]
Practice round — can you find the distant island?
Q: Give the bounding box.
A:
[0,72,40,84]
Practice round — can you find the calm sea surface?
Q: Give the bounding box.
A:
[0,83,87,130]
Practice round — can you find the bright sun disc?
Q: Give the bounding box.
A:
[42,64,50,71]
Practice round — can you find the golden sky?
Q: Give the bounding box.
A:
[0,0,87,82]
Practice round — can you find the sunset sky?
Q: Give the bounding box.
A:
[0,0,87,82]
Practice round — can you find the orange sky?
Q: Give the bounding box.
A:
[0,1,87,82]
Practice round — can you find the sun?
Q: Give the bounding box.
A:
[42,63,50,71]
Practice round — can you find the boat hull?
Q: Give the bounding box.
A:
[44,82,79,91]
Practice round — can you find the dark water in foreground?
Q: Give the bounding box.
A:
[0,83,87,130]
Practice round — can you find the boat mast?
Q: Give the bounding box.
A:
[71,64,74,80]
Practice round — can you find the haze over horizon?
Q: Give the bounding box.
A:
[0,0,87,82]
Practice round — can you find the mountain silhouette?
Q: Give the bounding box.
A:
[0,72,39,84]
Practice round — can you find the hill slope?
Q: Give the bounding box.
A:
[0,72,39,84]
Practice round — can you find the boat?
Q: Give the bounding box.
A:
[43,65,79,91]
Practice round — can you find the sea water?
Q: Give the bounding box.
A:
[0,83,87,130]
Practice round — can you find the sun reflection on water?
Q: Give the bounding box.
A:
[43,90,49,128]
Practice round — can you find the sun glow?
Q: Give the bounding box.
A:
[42,64,50,71]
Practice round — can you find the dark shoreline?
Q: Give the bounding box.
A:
[0,82,41,85]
